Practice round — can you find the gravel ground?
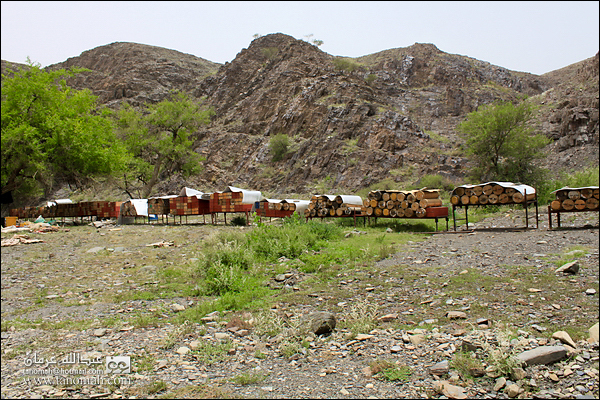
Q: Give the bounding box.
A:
[1,209,598,399]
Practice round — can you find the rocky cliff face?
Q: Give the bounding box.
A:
[2,34,598,197]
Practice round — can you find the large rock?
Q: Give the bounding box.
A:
[555,261,580,274]
[589,322,599,343]
[516,346,567,366]
[305,311,336,335]
[552,331,577,348]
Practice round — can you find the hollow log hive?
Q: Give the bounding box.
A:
[256,199,297,218]
[363,189,446,218]
[304,195,364,218]
[550,186,599,211]
[450,182,536,206]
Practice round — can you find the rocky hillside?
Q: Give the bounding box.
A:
[2,34,598,199]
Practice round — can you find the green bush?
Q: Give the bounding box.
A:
[417,174,455,192]
[269,133,290,162]
[537,165,599,204]
[333,58,362,72]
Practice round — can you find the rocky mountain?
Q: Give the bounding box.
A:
[2,34,598,198]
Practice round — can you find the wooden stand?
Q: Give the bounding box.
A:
[547,205,599,229]
[453,195,538,231]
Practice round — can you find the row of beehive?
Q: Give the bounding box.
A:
[550,187,599,211]
[450,182,536,206]
[10,201,122,219]
[363,189,445,218]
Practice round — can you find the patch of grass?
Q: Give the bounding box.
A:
[230,370,269,385]
[280,340,303,358]
[130,380,168,397]
[370,359,411,381]
[340,298,379,339]
[191,340,233,365]
[450,351,485,380]
[134,355,155,373]
[158,321,195,349]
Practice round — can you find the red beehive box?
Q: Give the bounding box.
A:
[425,206,448,218]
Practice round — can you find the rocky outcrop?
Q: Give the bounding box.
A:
[2,35,597,197]
[48,42,220,108]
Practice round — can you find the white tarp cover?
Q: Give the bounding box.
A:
[224,186,263,204]
[551,186,599,193]
[54,199,73,205]
[129,199,149,216]
[457,182,536,195]
[336,195,363,206]
[179,187,203,197]
[283,199,310,214]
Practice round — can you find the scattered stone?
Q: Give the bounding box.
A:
[494,377,507,391]
[170,303,185,312]
[429,360,449,376]
[86,246,105,253]
[555,261,580,274]
[93,328,107,337]
[390,345,402,353]
[377,313,397,322]
[214,332,229,340]
[274,274,287,282]
[517,346,567,366]
[585,288,597,295]
[512,367,527,380]
[505,383,522,398]
[460,340,480,352]
[433,380,467,399]
[552,331,577,348]
[446,311,467,319]
[409,334,426,345]
[176,346,190,355]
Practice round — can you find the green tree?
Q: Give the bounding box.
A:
[456,100,550,184]
[1,60,128,199]
[115,91,214,198]
[268,133,289,162]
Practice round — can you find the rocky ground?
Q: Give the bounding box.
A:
[1,209,599,399]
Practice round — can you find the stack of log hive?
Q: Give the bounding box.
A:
[363,189,443,218]
[11,201,122,219]
[256,200,297,218]
[450,183,535,206]
[305,195,364,217]
[550,187,599,211]
[148,198,171,215]
[209,192,252,213]
[169,196,210,215]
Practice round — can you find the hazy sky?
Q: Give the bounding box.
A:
[1,1,598,75]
